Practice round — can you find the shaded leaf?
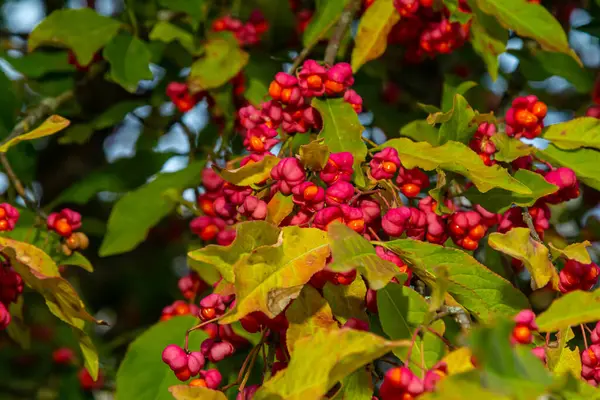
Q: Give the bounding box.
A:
[157,0,206,23]
[149,21,197,54]
[115,316,208,400]
[254,329,410,400]
[323,278,368,325]
[4,51,75,78]
[543,117,600,151]
[351,0,400,71]
[473,0,580,64]
[99,160,205,256]
[188,221,280,283]
[103,32,152,92]
[469,2,508,81]
[189,33,249,90]
[303,0,350,47]
[313,98,368,186]
[383,239,529,321]
[462,169,557,213]
[339,368,373,400]
[437,95,477,145]
[244,53,280,107]
[6,296,30,349]
[536,289,600,332]
[299,139,330,171]
[538,145,600,191]
[441,79,478,112]
[0,115,70,153]
[29,9,121,65]
[266,192,295,226]
[549,241,592,264]
[488,228,559,290]
[328,223,400,290]
[491,133,537,162]
[221,226,330,323]
[286,285,337,353]
[380,138,531,194]
[216,155,279,186]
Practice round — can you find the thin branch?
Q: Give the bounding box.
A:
[0,90,75,219]
[323,0,361,65]
[288,44,318,75]
[521,207,543,244]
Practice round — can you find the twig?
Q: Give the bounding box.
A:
[184,316,223,351]
[288,45,318,74]
[582,324,589,350]
[323,0,361,65]
[0,90,74,218]
[521,208,543,244]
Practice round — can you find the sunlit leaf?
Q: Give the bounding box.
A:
[328,223,400,290]
[443,347,475,375]
[548,241,592,264]
[216,155,279,186]
[383,239,529,321]
[266,192,295,226]
[491,133,537,162]
[0,115,70,153]
[488,228,559,290]
[221,226,330,323]
[543,117,600,151]
[339,368,373,400]
[286,285,338,353]
[351,0,400,71]
[380,138,531,194]
[188,221,280,283]
[299,139,330,171]
[254,329,410,400]
[536,289,600,332]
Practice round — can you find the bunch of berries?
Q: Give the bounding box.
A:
[389,0,471,62]
[47,208,89,256]
[212,10,268,47]
[505,95,548,139]
[379,362,447,399]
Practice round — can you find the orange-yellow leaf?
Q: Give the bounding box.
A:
[0,115,70,152]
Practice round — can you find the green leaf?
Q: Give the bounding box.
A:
[491,133,536,162]
[473,0,580,64]
[546,328,574,371]
[322,278,368,325]
[536,289,600,332]
[157,0,205,23]
[216,155,279,186]
[0,115,70,153]
[462,169,557,213]
[103,32,153,92]
[149,21,197,55]
[189,33,249,90]
[437,94,477,145]
[6,296,30,349]
[57,251,94,273]
[4,51,75,78]
[169,386,227,400]
[58,124,94,145]
[548,241,592,264]
[441,78,478,112]
[351,0,400,71]
[328,223,400,290]
[254,328,410,400]
[313,98,368,187]
[469,2,508,81]
[488,228,559,290]
[382,239,530,321]
[299,139,330,171]
[115,316,208,400]
[420,373,511,399]
[244,53,280,107]
[339,369,373,400]
[188,221,280,283]
[538,145,600,191]
[444,0,473,24]
[92,100,146,130]
[303,0,350,47]
[286,285,338,353]
[0,68,17,135]
[554,346,582,378]
[28,9,121,65]
[400,120,440,146]
[543,117,600,151]
[99,160,205,256]
[266,192,295,226]
[514,50,594,93]
[0,238,103,379]
[221,226,330,323]
[380,138,532,194]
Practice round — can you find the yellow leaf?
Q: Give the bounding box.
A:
[351,0,400,71]
[0,115,70,152]
[549,241,592,264]
[554,346,582,377]
[169,385,227,400]
[488,228,559,290]
[442,347,475,375]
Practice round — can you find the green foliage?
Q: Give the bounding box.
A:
[99,160,205,256]
[115,316,208,400]
[28,9,122,65]
[536,289,600,332]
[103,32,153,92]
[150,21,198,55]
[313,98,368,186]
[380,138,531,194]
[303,0,350,47]
[543,118,600,151]
[323,278,368,324]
